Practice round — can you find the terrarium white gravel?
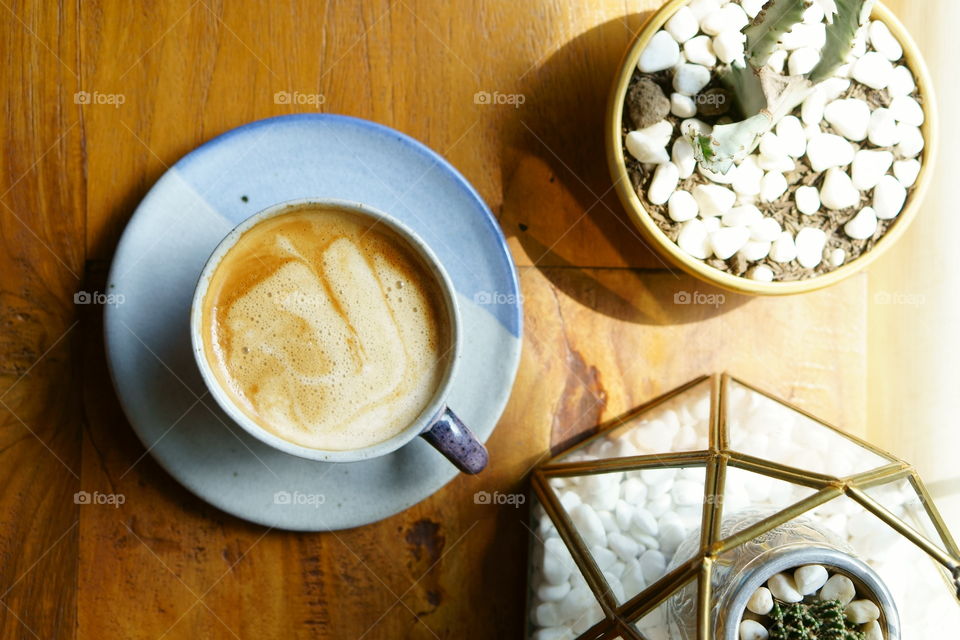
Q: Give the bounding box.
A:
[623,0,925,282]
[527,381,957,639]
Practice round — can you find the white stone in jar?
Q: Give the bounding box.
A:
[532,627,574,640]
[868,108,900,148]
[625,122,672,164]
[746,586,774,615]
[852,52,894,90]
[723,205,762,228]
[732,157,764,197]
[668,190,698,222]
[806,134,854,173]
[665,6,699,43]
[766,49,787,73]
[795,228,827,269]
[794,564,829,595]
[824,99,871,142]
[889,95,924,127]
[570,503,607,548]
[639,549,667,583]
[740,240,771,262]
[769,231,798,263]
[776,116,807,158]
[638,30,680,73]
[868,20,903,61]
[748,265,774,282]
[768,572,803,603]
[683,35,717,67]
[590,545,617,571]
[671,92,697,119]
[632,507,659,537]
[830,248,846,267]
[887,65,916,97]
[700,4,748,36]
[873,174,907,220]
[538,580,571,602]
[760,172,788,202]
[795,186,821,215]
[893,159,921,188]
[535,602,565,628]
[820,168,860,211]
[648,162,680,205]
[845,599,881,624]
[608,531,640,562]
[693,184,737,216]
[851,149,894,191]
[819,573,857,606]
[714,30,746,64]
[673,63,711,96]
[749,217,782,243]
[621,477,647,505]
[739,619,769,640]
[789,47,820,75]
[710,226,750,260]
[863,620,883,640]
[895,123,924,158]
[672,137,697,178]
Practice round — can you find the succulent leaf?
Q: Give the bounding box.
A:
[688,113,772,174]
[809,0,874,82]
[721,62,767,118]
[744,0,810,69]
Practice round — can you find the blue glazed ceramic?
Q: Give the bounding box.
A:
[104,114,522,531]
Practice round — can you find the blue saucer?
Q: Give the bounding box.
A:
[104,114,522,531]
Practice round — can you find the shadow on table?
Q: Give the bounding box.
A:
[498,14,749,325]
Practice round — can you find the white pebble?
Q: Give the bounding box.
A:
[824,99,871,142]
[710,226,750,260]
[747,587,774,615]
[700,4,748,36]
[769,231,798,263]
[750,217,782,242]
[806,134,854,172]
[781,23,826,51]
[558,585,595,626]
[732,157,764,197]
[888,65,916,97]
[766,49,787,73]
[820,574,856,606]
[687,0,719,20]
[748,265,774,282]
[768,573,803,603]
[681,117,712,138]
[671,92,697,118]
[794,565,829,595]
[795,228,826,268]
[693,184,737,216]
[658,520,686,555]
[776,116,807,158]
[532,628,573,640]
[893,159,921,187]
[867,108,900,147]
[632,507,659,537]
[869,20,903,61]
[802,1,824,23]
[889,95,924,127]
[722,204,762,228]
[863,620,883,640]
[852,52,894,90]
[671,479,703,506]
[668,190,698,222]
[570,503,607,548]
[830,248,846,266]
[538,580,571,602]
[895,124,924,158]
[789,47,820,76]
[802,91,827,126]
[760,172,788,202]
[621,561,646,598]
[638,30,680,73]
[535,602,565,627]
[714,30,746,64]
[739,619,769,640]
[625,121,673,164]
[672,137,697,178]
[845,599,881,624]
[820,168,860,210]
[622,477,647,504]
[740,240,771,261]
[678,219,713,258]
[639,549,666,583]
[608,532,640,562]
[796,186,821,215]
[851,149,894,191]
[648,162,680,205]
[844,206,877,239]
[614,500,634,530]
[665,6,699,43]
[873,174,907,219]
[543,538,573,584]
[590,545,617,571]
[683,35,716,67]
[673,63,711,96]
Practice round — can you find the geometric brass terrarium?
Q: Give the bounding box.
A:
[527,374,960,640]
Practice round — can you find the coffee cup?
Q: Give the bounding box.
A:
[190,198,488,474]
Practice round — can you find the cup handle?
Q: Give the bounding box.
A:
[420,406,488,474]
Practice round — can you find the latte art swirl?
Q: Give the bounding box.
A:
[200,207,450,450]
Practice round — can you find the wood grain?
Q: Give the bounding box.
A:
[0,0,949,638]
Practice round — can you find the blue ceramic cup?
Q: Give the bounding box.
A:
[190,198,488,474]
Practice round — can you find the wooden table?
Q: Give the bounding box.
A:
[1,1,955,638]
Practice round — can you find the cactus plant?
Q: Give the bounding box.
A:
[688,0,877,174]
[767,599,866,640]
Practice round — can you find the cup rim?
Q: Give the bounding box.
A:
[189,197,462,462]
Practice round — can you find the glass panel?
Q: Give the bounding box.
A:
[527,495,606,639]
[549,466,706,605]
[721,466,818,518]
[862,475,957,558]
[559,379,713,463]
[807,494,960,639]
[724,379,892,477]
[631,574,698,640]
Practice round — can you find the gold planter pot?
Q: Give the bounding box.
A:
[605,1,938,296]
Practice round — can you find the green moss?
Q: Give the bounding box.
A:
[768,599,866,640]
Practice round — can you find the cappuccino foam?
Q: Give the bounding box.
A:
[200,206,450,450]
